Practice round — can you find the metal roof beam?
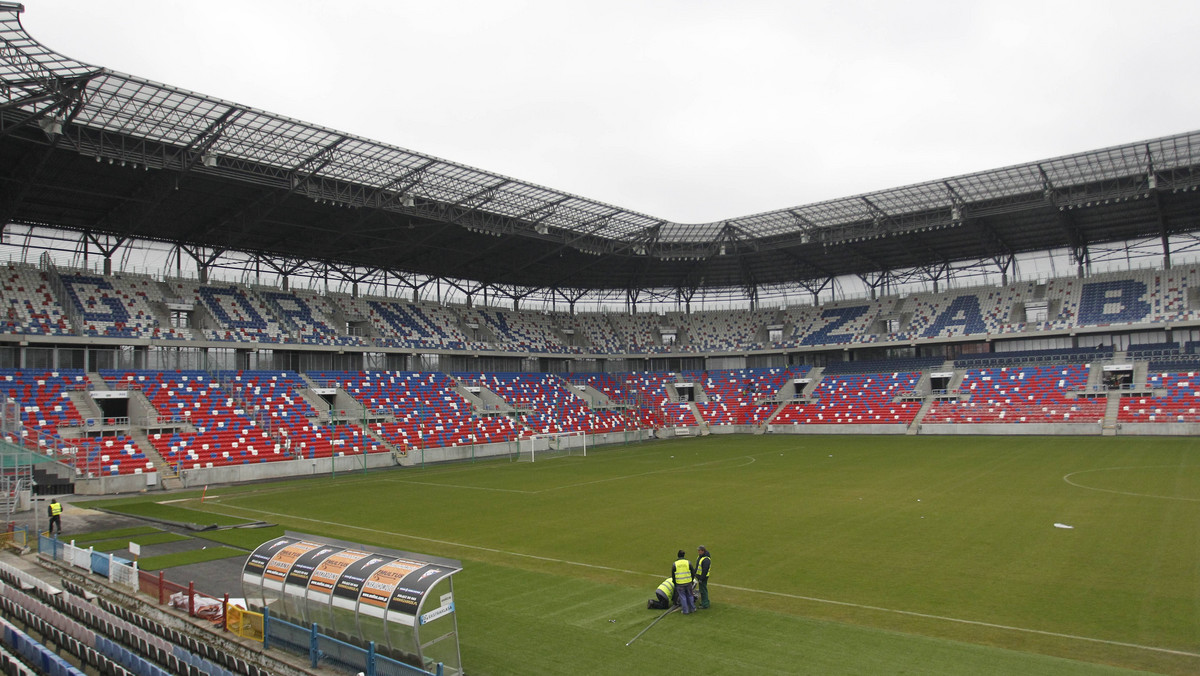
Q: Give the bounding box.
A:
[1039,163,1090,272]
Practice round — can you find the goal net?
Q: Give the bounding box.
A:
[518,431,587,462]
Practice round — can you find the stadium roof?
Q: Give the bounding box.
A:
[2,2,1200,300]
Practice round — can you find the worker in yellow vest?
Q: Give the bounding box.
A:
[47,498,63,536]
[647,577,676,610]
[671,550,695,614]
[695,545,712,609]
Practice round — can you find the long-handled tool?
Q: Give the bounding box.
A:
[625,605,678,646]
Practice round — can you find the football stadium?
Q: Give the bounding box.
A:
[1,2,1199,675]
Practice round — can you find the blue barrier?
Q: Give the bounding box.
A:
[265,615,441,676]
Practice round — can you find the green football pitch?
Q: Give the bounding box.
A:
[110,434,1200,675]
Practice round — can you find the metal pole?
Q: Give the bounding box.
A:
[625,606,678,646]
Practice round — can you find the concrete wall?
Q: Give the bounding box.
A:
[177,452,398,488]
[75,430,659,494]
[918,423,1103,436]
[707,425,759,435]
[1114,423,1200,436]
[766,424,908,435]
[75,472,158,495]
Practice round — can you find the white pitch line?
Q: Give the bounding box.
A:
[714,583,1200,659]
[374,455,756,495]
[384,479,533,494]
[1063,465,1200,502]
[199,501,1200,660]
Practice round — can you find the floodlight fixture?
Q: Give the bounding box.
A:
[37,116,63,137]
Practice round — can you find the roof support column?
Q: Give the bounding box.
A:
[993,254,1014,286]
[181,245,223,284]
[1152,188,1171,271]
[84,231,126,276]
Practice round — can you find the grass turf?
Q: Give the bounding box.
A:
[77,498,250,526]
[191,525,285,550]
[107,435,1200,675]
[87,531,190,552]
[63,525,162,543]
[134,545,247,571]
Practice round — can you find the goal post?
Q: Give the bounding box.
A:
[518,431,588,462]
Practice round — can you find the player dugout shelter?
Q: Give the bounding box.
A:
[242,533,463,675]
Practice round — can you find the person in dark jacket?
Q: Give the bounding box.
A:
[694,545,712,609]
[47,498,62,536]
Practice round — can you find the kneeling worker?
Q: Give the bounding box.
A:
[647,577,676,610]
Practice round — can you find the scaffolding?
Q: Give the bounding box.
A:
[0,440,35,518]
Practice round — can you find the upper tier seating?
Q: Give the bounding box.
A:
[606,314,661,353]
[556,313,626,353]
[923,365,1105,424]
[172,282,288,343]
[260,289,364,347]
[1148,267,1200,323]
[785,299,889,347]
[338,296,474,350]
[459,308,572,354]
[0,264,72,335]
[894,287,1008,339]
[58,272,187,340]
[6,263,1200,352]
[671,310,765,352]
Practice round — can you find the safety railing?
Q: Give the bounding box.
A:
[265,614,441,676]
[0,524,29,550]
[37,533,138,592]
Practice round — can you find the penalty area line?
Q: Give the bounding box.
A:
[201,502,1197,660]
[716,583,1200,659]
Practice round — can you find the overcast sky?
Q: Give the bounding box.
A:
[20,1,1200,225]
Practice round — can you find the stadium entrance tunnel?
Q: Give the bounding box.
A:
[242,532,464,675]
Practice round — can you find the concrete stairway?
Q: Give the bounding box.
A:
[1102,394,1121,436]
[907,397,937,435]
[129,430,182,489]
